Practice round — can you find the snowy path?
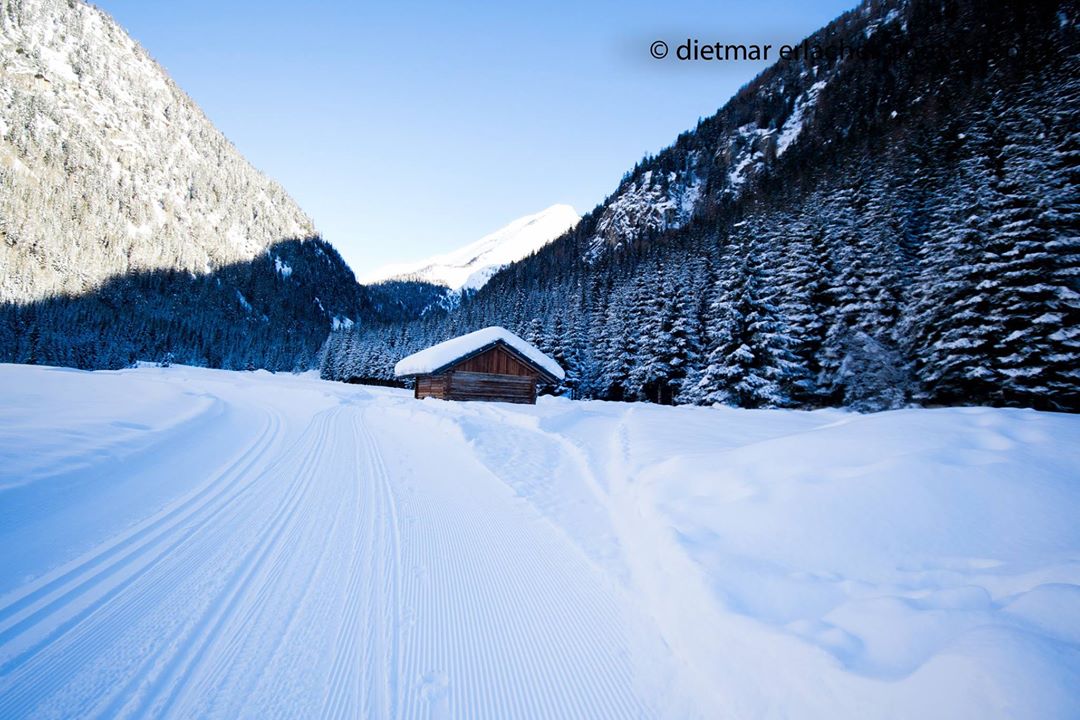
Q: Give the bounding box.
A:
[1,365,1078,719]
[0,368,666,718]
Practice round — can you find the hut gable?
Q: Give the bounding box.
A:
[451,344,536,377]
[394,327,564,404]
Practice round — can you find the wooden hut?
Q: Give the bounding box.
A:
[394,327,565,404]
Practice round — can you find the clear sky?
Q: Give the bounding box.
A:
[96,0,858,277]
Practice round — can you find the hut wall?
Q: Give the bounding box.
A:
[415,374,449,399]
[453,346,535,377]
[446,371,536,403]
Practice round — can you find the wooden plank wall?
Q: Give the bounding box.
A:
[447,371,536,403]
[454,346,534,377]
[415,374,449,399]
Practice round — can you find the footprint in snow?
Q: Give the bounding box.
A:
[420,671,450,718]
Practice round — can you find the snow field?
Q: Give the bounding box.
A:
[0,364,1078,718]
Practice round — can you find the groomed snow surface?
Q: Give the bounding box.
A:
[0,364,1078,719]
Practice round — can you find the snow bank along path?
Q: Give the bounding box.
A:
[0,364,1078,719]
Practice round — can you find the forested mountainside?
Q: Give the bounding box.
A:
[363,278,457,324]
[2,239,365,371]
[0,0,370,370]
[324,0,1080,412]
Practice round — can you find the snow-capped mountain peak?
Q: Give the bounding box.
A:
[361,204,580,291]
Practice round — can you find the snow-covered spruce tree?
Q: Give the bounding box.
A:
[1042,109,1080,409]
[815,177,910,411]
[1022,67,1080,411]
[630,263,679,404]
[696,242,800,409]
[523,317,546,352]
[814,183,861,404]
[321,329,344,381]
[317,331,338,380]
[623,273,658,400]
[758,207,822,405]
[332,329,352,381]
[553,305,588,398]
[544,315,570,395]
[665,258,707,403]
[673,252,713,405]
[907,128,1000,406]
[599,280,637,401]
[971,95,1076,410]
[579,275,612,398]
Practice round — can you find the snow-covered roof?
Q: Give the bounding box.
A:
[394,326,565,380]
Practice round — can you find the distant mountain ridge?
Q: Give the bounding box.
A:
[361,204,580,291]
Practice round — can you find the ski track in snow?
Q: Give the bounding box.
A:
[0,369,663,718]
[1,365,1079,719]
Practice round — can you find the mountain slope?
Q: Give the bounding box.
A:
[361,204,580,291]
[580,2,910,261]
[324,0,1080,412]
[0,0,369,369]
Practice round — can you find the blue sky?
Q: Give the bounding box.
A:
[97,0,858,276]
